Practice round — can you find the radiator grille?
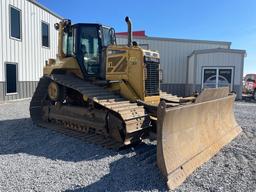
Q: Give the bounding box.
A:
[145,59,160,96]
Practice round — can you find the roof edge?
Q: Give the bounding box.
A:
[116,34,232,46]
[27,0,63,20]
[189,48,246,57]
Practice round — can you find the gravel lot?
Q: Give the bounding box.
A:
[0,99,255,192]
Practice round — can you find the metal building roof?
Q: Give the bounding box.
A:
[27,0,63,19]
[189,48,246,57]
[116,34,232,47]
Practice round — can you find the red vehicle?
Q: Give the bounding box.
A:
[243,74,256,100]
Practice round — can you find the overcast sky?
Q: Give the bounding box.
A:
[38,0,256,75]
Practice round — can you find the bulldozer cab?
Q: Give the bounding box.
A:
[63,23,116,79]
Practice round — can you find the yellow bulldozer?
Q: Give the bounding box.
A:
[30,17,241,189]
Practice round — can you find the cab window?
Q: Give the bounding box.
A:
[79,26,100,75]
[102,27,115,47]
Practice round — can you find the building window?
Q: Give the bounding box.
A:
[6,63,17,94]
[202,67,233,90]
[10,6,21,40]
[202,69,217,88]
[42,22,50,47]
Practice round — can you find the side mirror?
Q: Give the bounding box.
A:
[98,29,102,39]
[110,28,116,45]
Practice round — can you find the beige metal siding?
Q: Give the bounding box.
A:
[116,36,229,84]
[0,0,60,83]
[188,54,195,84]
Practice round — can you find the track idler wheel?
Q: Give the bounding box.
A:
[48,81,64,102]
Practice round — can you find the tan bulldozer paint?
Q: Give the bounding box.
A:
[106,45,151,102]
[43,57,83,78]
[157,88,241,189]
[48,81,59,101]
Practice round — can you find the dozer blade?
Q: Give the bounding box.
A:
[157,88,242,190]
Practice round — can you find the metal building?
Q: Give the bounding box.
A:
[187,48,245,99]
[116,34,246,99]
[0,0,61,101]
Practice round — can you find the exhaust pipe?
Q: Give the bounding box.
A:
[125,16,132,47]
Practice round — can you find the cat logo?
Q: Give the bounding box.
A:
[129,57,137,65]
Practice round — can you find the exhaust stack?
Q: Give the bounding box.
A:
[125,16,132,47]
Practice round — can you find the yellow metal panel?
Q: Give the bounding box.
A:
[120,81,140,101]
[43,57,81,76]
[106,45,146,101]
[106,45,129,79]
[144,96,160,104]
[157,94,241,189]
[127,47,145,100]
